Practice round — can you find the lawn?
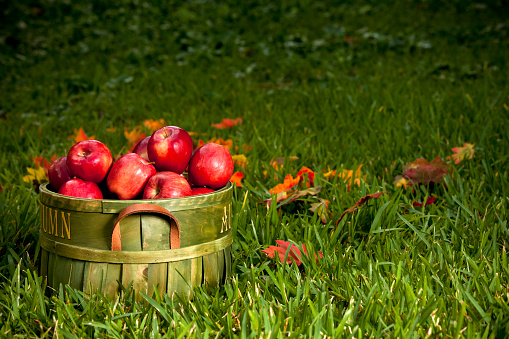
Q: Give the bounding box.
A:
[1,0,509,337]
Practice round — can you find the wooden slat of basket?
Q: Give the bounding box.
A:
[147,263,167,297]
[224,246,231,282]
[39,248,48,281]
[167,260,192,300]
[53,255,73,288]
[83,262,108,294]
[69,260,85,291]
[119,215,142,251]
[203,252,219,289]
[122,264,148,302]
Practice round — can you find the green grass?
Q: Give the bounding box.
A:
[1,0,509,337]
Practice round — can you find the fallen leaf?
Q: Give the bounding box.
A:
[211,117,242,129]
[402,157,450,186]
[32,154,57,177]
[143,119,167,133]
[261,240,323,266]
[335,191,388,226]
[309,198,331,223]
[324,164,366,191]
[447,143,474,165]
[198,138,234,151]
[412,197,437,208]
[23,167,47,183]
[297,166,315,187]
[393,175,411,189]
[232,154,248,168]
[70,127,95,144]
[262,186,322,207]
[124,126,147,152]
[269,174,301,194]
[270,156,299,171]
[230,171,244,187]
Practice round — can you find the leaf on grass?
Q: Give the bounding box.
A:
[143,119,167,133]
[447,143,474,165]
[262,186,322,207]
[124,126,147,152]
[324,164,366,190]
[309,198,331,223]
[211,117,243,129]
[32,154,57,175]
[270,156,299,171]
[297,166,315,187]
[197,138,234,151]
[393,175,411,189]
[335,191,388,226]
[232,154,248,168]
[70,127,95,144]
[402,157,450,186]
[230,171,244,187]
[261,240,323,266]
[269,174,301,194]
[23,167,47,183]
[412,197,437,208]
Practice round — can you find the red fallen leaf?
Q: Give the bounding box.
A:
[261,240,323,266]
[262,186,322,207]
[230,171,244,187]
[211,117,242,129]
[309,198,331,223]
[447,143,474,165]
[32,154,57,177]
[0,184,3,191]
[335,191,388,226]
[70,127,95,144]
[401,157,450,186]
[297,166,315,187]
[197,138,234,151]
[412,197,437,208]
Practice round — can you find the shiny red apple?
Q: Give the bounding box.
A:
[143,171,192,199]
[106,153,156,200]
[48,156,72,191]
[187,143,233,189]
[58,178,103,199]
[67,140,113,183]
[147,126,193,174]
[190,187,215,196]
[132,136,150,161]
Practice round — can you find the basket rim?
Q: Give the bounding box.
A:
[39,181,233,213]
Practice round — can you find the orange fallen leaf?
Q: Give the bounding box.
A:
[198,138,234,151]
[269,174,301,194]
[143,119,167,133]
[335,191,388,226]
[211,117,242,129]
[230,171,244,187]
[124,126,147,152]
[297,166,315,188]
[447,143,474,165]
[270,156,299,171]
[393,175,411,189]
[324,164,366,191]
[262,186,322,208]
[70,127,95,144]
[262,240,323,266]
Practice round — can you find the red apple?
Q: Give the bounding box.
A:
[107,153,156,200]
[58,178,103,199]
[147,126,193,174]
[143,171,192,199]
[67,140,113,183]
[187,143,233,189]
[48,156,72,191]
[190,187,216,196]
[132,136,151,161]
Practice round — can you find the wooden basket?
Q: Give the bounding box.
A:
[38,182,233,301]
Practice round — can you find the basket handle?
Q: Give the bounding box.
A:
[111,203,180,251]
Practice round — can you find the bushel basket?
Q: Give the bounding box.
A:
[38,182,233,301]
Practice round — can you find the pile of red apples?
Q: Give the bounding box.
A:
[48,126,234,200]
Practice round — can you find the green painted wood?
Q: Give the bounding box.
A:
[122,264,148,302]
[217,249,225,285]
[224,246,232,283]
[39,248,48,280]
[83,262,108,294]
[203,252,219,289]
[167,260,192,300]
[140,214,171,251]
[119,215,142,251]
[47,252,56,290]
[53,256,73,288]
[104,264,121,297]
[40,232,233,264]
[147,263,168,297]
[190,257,203,297]
[69,260,85,291]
